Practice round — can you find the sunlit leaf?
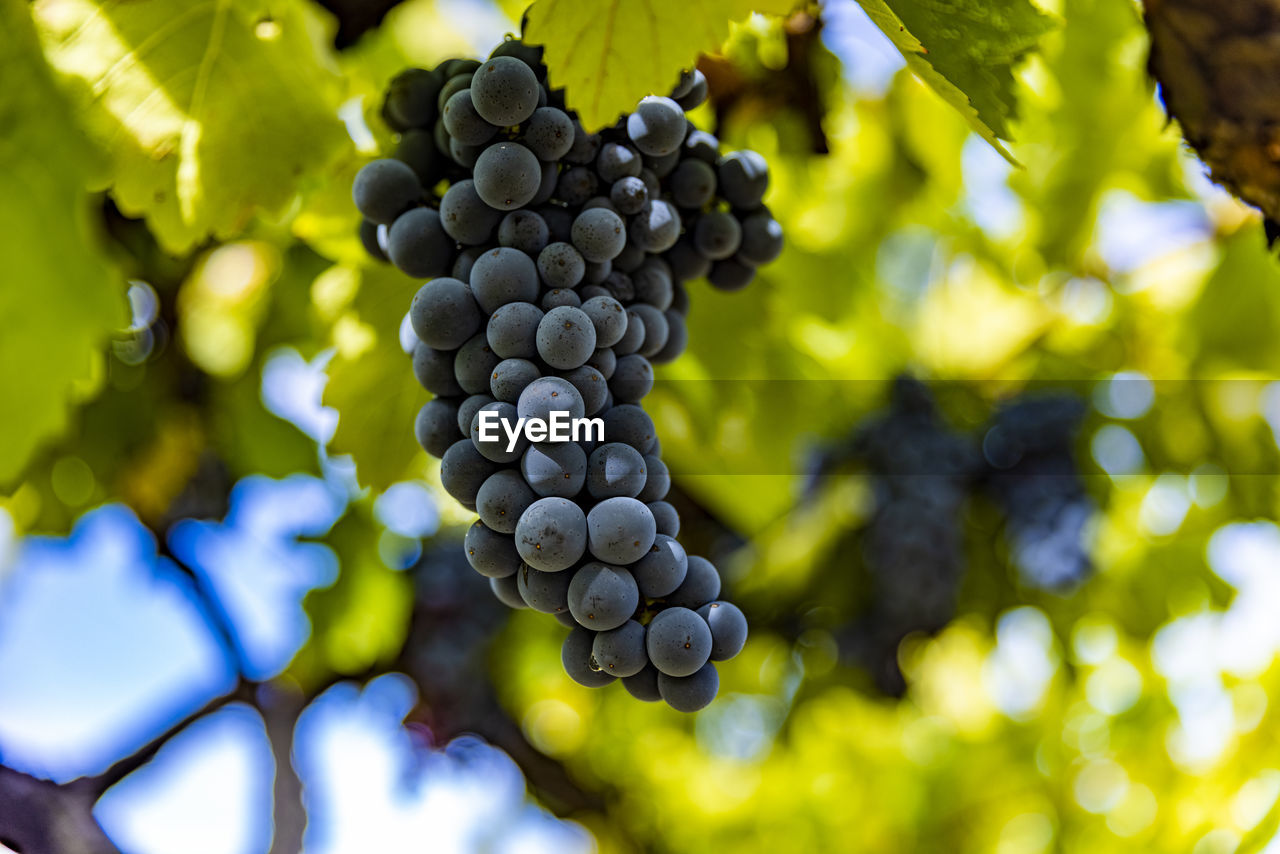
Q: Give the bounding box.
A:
[32,0,350,253]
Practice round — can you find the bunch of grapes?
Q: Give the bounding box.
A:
[981,394,1093,590]
[351,37,780,711]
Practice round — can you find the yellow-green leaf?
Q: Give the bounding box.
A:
[857,0,1055,163]
[524,0,798,131]
[32,0,350,253]
[0,1,126,487]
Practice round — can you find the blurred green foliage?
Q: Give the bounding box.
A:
[5,0,1280,852]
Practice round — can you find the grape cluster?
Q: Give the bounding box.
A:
[806,378,1093,691]
[981,394,1093,590]
[353,38,780,711]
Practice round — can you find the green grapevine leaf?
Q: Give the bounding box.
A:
[0,2,126,488]
[857,0,1056,162]
[322,264,424,491]
[524,0,798,132]
[32,0,349,254]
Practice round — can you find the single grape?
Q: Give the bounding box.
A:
[737,211,784,266]
[489,38,546,81]
[523,106,576,160]
[665,555,720,609]
[490,357,541,403]
[628,304,669,358]
[612,241,646,274]
[490,573,528,609]
[554,610,578,628]
[412,342,463,397]
[409,278,482,350]
[415,398,461,458]
[537,241,586,289]
[440,438,500,506]
[457,393,495,436]
[644,147,681,179]
[670,159,717,209]
[465,520,522,578]
[697,601,748,660]
[637,455,670,503]
[646,606,712,677]
[633,534,687,598]
[516,376,586,423]
[601,404,655,452]
[470,400,527,464]
[440,58,482,77]
[436,72,473,113]
[717,149,770,209]
[541,288,582,310]
[439,180,501,245]
[474,141,542,210]
[476,469,539,534]
[554,166,598,206]
[498,210,550,255]
[442,89,499,145]
[597,142,642,182]
[515,496,588,572]
[471,56,540,126]
[558,365,609,416]
[486,301,544,359]
[449,136,482,169]
[602,271,635,302]
[530,159,560,206]
[587,347,617,380]
[567,562,639,631]
[454,333,501,395]
[382,67,442,131]
[517,563,574,613]
[694,210,743,260]
[359,218,387,262]
[651,310,687,364]
[626,96,686,156]
[674,69,708,111]
[610,354,653,403]
[638,167,662,198]
[393,129,445,185]
[562,626,615,687]
[521,441,588,498]
[610,176,648,215]
[451,245,488,282]
[683,129,720,163]
[629,201,681,253]
[632,258,673,310]
[582,195,619,214]
[665,238,712,283]
[565,121,601,164]
[648,500,680,537]
[613,308,646,356]
[622,663,662,701]
[670,68,697,98]
[571,208,626,263]
[583,260,612,285]
[536,306,597,370]
[470,247,539,314]
[352,159,422,225]
[576,295,624,348]
[591,620,648,676]
[586,496,656,564]
[658,662,718,712]
[670,281,690,314]
[708,258,755,291]
[587,442,647,499]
